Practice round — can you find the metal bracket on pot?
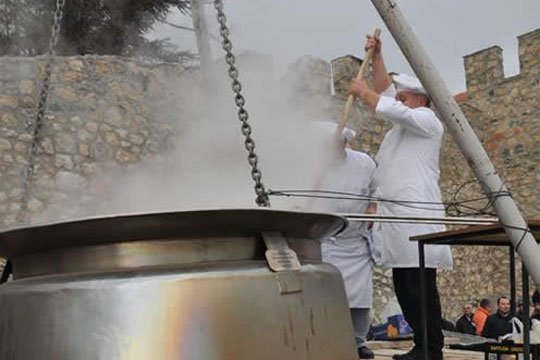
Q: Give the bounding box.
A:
[262,232,301,272]
[262,232,302,294]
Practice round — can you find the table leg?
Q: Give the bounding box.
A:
[523,263,530,360]
[510,246,516,314]
[419,242,429,360]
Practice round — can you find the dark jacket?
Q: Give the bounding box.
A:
[481,312,513,339]
[455,314,476,335]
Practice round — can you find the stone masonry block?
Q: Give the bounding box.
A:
[463,46,504,91]
[331,55,363,99]
[518,28,540,73]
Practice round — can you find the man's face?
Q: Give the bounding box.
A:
[462,304,472,315]
[395,91,428,109]
[498,298,511,314]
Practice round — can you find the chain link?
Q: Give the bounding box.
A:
[213,0,270,207]
[16,0,66,224]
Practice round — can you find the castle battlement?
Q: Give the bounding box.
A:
[464,28,539,93]
[518,28,540,73]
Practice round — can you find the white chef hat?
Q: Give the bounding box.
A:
[313,121,356,142]
[392,73,428,96]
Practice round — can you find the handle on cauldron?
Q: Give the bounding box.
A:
[262,232,301,272]
[261,232,302,294]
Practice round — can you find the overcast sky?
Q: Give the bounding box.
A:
[151,0,540,93]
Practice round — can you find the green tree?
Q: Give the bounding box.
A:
[0,0,193,62]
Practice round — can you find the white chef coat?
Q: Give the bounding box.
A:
[370,85,453,270]
[316,149,377,308]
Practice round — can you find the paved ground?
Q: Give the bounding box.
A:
[368,339,485,359]
[371,348,484,359]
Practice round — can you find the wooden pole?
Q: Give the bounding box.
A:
[334,28,381,142]
[306,29,381,211]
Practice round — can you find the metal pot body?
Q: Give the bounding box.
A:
[0,209,357,360]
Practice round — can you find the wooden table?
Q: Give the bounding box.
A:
[410,220,540,360]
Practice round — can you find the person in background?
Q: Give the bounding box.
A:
[516,297,526,323]
[532,289,540,321]
[313,122,377,359]
[349,33,452,360]
[441,318,456,332]
[473,298,492,336]
[455,303,476,335]
[482,297,513,339]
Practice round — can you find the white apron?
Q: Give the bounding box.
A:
[370,84,453,269]
[322,236,373,308]
[315,149,377,308]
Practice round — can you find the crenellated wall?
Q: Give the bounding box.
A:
[438,28,539,321]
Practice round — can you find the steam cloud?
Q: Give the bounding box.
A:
[36,53,340,223]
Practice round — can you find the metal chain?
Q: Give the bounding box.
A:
[16,0,66,224]
[213,0,270,207]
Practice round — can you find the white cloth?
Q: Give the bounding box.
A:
[316,149,377,308]
[314,121,356,142]
[370,85,453,270]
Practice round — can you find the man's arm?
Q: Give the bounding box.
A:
[366,202,377,230]
[481,317,495,339]
[365,34,392,93]
[473,312,483,335]
[349,81,443,138]
[349,80,380,111]
[455,317,464,333]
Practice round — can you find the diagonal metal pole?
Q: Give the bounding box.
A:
[370,0,540,286]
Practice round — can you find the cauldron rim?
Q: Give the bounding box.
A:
[0,208,347,258]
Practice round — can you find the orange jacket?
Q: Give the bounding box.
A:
[473,307,490,335]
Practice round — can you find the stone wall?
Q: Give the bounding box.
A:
[438,28,539,321]
[0,56,186,227]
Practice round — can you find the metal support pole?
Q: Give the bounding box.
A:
[418,242,429,360]
[370,0,540,286]
[523,263,531,360]
[343,213,498,225]
[191,0,213,78]
[510,247,516,315]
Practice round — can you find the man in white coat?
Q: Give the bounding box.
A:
[312,122,377,359]
[349,34,452,360]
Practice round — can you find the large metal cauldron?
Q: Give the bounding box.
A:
[0,209,358,360]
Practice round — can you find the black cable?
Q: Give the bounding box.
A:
[498,222,532,252]
[269,181,515,216]
[268,190,446,212]
[269,180,532,244]
[268,189,491,213]
[270,188,532,252]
